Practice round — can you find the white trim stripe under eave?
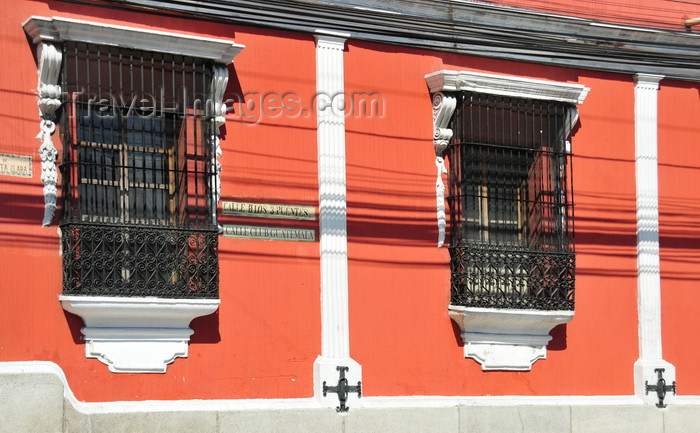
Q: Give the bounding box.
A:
[9,361,700,413]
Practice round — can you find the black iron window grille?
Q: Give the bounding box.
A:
[59,42,218,299]
[446,93,575,311]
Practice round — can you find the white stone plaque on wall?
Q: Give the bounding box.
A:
[0,153,32,178]
[222,201,315,220]
[223,224,316,242]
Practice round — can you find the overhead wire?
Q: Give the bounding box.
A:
[57,0,700,80]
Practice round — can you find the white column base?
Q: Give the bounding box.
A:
[635,358,676,406]
[314,356,362,411]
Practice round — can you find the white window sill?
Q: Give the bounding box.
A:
[60,296,220,373]
[448,305,574,371]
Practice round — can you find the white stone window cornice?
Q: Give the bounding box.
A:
[23,16,244,63]
[426,70,589,104]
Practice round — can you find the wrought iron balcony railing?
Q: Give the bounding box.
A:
[61,222,219,299]
[449,242,575,311]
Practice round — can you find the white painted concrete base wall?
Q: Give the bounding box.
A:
[3,362,700,433]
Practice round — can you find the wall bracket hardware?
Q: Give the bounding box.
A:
[645,368,676,408]
[322,365,361,412]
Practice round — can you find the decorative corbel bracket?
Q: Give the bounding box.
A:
[210,64,229,228]
[431,92,456,248]
[322,366,362,413]
[35,42,62,226]
[59,296,220,373]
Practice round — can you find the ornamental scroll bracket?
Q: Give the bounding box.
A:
[35,42,63,226]
[431,92,456,248]
[210,64,229,228]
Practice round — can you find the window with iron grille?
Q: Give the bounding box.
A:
[59,42,219,299]
[446,92,575,311]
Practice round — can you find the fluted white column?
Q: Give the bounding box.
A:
[632,73,675,405]
[316,34,350,359]
[313,33,362,408]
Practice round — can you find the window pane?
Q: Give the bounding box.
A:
[77,108,121,145]
[126,116,165,148]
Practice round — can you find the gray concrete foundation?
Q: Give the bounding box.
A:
[3,367,700,433]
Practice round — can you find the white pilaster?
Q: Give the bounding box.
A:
[632,73,675,405]
[313,33,362,409]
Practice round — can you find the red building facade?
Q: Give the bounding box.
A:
[1,1,700,431]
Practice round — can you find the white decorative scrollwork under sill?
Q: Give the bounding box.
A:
[448,305,574,371]
[59,296,220,373]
